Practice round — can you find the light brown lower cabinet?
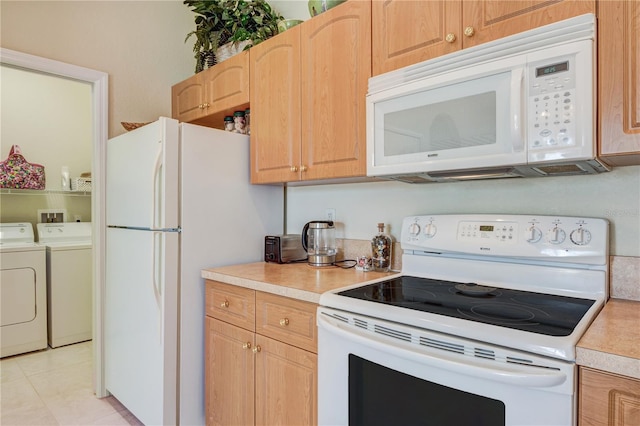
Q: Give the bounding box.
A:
[579,367,640,426]
[205,280,318,426]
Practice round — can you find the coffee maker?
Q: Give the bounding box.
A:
[301,221,336,266]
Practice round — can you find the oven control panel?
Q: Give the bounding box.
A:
[402,214,609,264]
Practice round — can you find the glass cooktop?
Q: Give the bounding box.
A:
[337,276,595,336]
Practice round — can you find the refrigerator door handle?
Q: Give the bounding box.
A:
[153,231,163,342]
[152,150,163,229]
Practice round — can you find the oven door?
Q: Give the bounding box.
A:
[318,308,576,426]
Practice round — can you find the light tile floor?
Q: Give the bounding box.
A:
[0,341,142,425]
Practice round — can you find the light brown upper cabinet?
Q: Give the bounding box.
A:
[172,50,250,129]
[372,0,595,76]
[250,0,371,184]
[597,0,640,166]
[250,25,302,183]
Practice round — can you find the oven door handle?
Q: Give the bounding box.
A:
[318,314,568,388]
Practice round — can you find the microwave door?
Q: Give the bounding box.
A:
[367,69,526,177]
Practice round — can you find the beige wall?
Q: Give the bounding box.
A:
[0,0,195,139]
[1,65,93,224]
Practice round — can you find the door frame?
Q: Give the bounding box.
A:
[0,48,109,397]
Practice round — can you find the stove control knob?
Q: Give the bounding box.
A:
[408,223,421,237]
[526,225,542,243]
[423,223,437,238]
[570,227,591,245]
[546,226,566,244]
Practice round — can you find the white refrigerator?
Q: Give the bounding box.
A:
[105,117,283,425]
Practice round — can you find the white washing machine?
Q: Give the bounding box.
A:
[0,223,47,358]
[37,222,93,348]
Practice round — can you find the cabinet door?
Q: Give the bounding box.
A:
[193,50,250,129]
[372,0,461,75]
[598,0,640,166]
[579,367,640,426]
[205,318,255,426]
[255,335,317,426]
[250,26,302,184]
[462,0,595,48]
[300,0,371,180]
[172,73,206,123]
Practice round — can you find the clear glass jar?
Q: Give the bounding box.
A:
[233,111,246,134]
[371,222,392,272]
[223,116,234,132]
[244,108,251,135]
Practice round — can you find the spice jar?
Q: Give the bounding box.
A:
[244,108,251,135]
[371,223,392,272]
[233,111,246,134]
[223,116,234,132]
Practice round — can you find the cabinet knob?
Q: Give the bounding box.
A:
[300,165,308,172]
[198,104,204,109]
[252,345,262,353]
[220,300,229,308]
[242,342,252,349]
[464,26,475,37]
[203,102,210,108]
[290,166,299,172]
[445,33,456,43]
[279,318,290,326]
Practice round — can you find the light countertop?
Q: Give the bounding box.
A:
[577,298,640,379]
[202,262,400,304]
[203,262,639,381]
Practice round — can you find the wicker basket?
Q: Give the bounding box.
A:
[71,177,92,192]
[121,122,151,131]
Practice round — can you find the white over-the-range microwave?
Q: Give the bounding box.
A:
[366,13,610,183]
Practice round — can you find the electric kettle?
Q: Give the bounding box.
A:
[301,221,336,266]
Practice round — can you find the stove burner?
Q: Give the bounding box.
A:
[465,303,541,325]
[454,283,497,297]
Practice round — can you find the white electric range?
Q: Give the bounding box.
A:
[318,214,608,426]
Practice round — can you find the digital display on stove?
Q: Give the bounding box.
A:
[479,225,494,232]
[337,276,595,336]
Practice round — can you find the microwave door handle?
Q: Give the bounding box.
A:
[511,68,525,152]
[318,313,568,388]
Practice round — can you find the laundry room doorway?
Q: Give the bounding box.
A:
[0,48,108,397]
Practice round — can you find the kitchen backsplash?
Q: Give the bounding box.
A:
[339,238,640,302]
[610,256,640,301]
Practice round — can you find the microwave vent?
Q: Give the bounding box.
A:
[532,164,590,175]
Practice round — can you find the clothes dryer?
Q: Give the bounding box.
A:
[0,223,47,358]
[37,222,92,347]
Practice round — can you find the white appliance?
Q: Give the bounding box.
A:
[366,14,609,183]
[318,214,608,426]
[105,117,283,426]
[37,222,92,348]
[0,223,47,358]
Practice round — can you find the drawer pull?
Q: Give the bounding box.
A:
[242,342,252,349]
[252,345,262,353]
[220,300,229,308]
[279,318,290,326]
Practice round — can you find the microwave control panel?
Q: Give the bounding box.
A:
[527,55,577,151]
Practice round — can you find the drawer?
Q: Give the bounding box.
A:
[205,280,255,331]
[256,291,317,353]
